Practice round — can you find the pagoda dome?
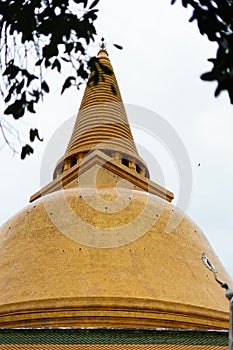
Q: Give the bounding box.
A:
[0,47,232,330]
[0,186,231,329]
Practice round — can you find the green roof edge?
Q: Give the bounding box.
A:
[0,328,228,346]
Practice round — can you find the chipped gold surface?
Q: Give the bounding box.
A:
[0,188,231,328]
[0,49,232,331]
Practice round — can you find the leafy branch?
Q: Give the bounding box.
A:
[172,0,233,103]
[0,0,100,159]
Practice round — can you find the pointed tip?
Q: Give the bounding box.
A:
[97,48,109,58]
[97,38,109,58]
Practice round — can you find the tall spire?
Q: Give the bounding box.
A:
[30,49,174,203]
[53,48,149,179]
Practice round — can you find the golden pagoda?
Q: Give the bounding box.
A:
[0,48,232,348]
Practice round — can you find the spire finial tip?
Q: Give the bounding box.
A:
[100,37,106,50]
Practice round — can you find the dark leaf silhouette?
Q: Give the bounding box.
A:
[3,64,19,79]
[172,0,233,103]
[89,0,100,10]
[51,59,61,73]
[61,76,76,94]
[21,144,34,159]
[0,0,100,157]
[98,61,113,75]
[111,84,117,95]
[27,101,36,114]
[4,100,25,119]
[113,44,123,50]
[41,81,50,93]
[16,80,25,94]
[30,129,43,142]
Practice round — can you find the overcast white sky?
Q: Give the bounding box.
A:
[1,0,233,279]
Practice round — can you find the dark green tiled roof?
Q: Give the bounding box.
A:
[0,329,229,346]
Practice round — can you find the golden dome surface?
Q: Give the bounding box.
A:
[0,187,231,328]
[0,48,232,330]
